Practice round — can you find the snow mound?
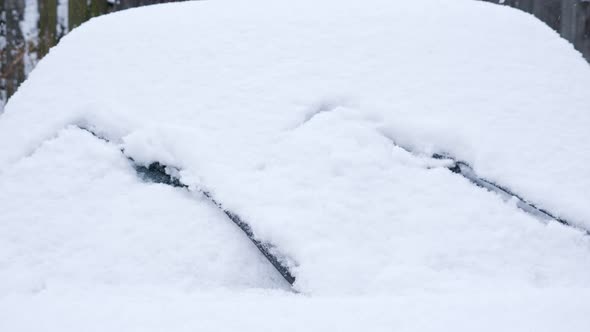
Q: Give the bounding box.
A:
[1,0,590,299]
[0,127,287,296]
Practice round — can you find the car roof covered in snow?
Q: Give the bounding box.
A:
[1,0,590,299]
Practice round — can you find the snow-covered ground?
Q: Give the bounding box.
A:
[1,0,589,329]
[3,287,590,332]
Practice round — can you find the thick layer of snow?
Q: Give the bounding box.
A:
[0,128,287,296]
[2,288,590,332]
[1,0,590,326]
[2,0,590,228]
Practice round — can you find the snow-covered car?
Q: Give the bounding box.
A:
[1,0,590,330]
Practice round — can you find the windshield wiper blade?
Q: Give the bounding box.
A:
[383,135,588,236]
[78,126,297,287]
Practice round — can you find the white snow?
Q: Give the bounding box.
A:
[1,0,590,329]
[2,287,590,332]
[0,127,287,296]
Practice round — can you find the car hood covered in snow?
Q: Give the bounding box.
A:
[1,0,590,330]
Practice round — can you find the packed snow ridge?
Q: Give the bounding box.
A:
[1,0,590,330]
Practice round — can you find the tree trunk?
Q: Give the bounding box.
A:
[2,0,26,100]
[38,0,57,58]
